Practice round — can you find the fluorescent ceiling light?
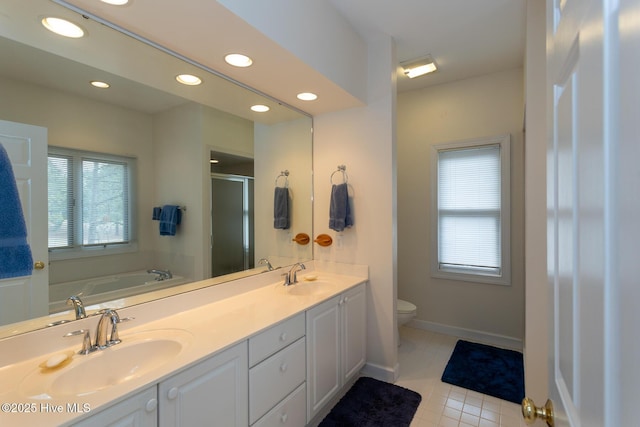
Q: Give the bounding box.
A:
[41,17,84,38]
[401,55,437,79]
[251,105,270,112]
[176,74,202,85]
[225,54,253,67]
[90,81,110,89]
[297,92,318,101]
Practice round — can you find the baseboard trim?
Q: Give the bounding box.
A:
[409,319,523,351]
[360,361,399,383]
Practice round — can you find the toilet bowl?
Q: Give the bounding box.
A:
[397,299,417,326]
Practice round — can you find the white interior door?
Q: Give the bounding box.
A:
[542,0,640,426]
[0,120,48,325]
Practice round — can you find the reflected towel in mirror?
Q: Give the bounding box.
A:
[159,205,182,236]
[274,187,290,229]
[329,183,353,232]
[0,143,33,279]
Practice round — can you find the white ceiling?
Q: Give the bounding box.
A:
[1,0,527,118]
[327,0,527,92]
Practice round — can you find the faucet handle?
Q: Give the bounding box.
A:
[110,316,135,345]
[64,329,93,355]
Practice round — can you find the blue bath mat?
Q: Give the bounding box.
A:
[319,377,421,427]
[441,340,525,404]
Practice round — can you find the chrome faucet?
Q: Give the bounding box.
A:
[64,308,133,354]
[95,309,122,349]
[66,295,87,319]
[258,258,274,271]
[283,262,306,286]
[147,269,172,280]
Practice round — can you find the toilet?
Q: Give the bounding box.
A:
[397,299,417,327]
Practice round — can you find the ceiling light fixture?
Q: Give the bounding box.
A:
[251,105,270,113]
[90,81,110,89]
[100,0,130,5]
[401,55,437,79]
[41,17,85,38]
[225,54,253,68]
[297,92,318,101]
[210,159,219,164]
[176,74,202,85]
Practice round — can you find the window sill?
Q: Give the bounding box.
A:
[49,242,138,261]
[431,269,510,286]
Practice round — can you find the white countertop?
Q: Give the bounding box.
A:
[0,265,367,426]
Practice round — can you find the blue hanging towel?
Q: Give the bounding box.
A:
[159,205,182,236]
[273,187,290,229]
[0,143,33,279]
[329,183,353,232]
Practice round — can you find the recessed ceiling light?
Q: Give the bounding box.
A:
[100,0,130,5]
[251,105,270,113]
[225,54,253,68]
[41,17,85,38]
[297,92,318,101]
[90,81,110,89]
[176,74,202,86]
[210,159,219,164]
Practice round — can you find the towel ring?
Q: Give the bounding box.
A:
[330,165,348,185]
[275,170,289,188]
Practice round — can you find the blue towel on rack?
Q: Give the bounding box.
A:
[274,187,290,229]
[0,143,33,279]
[152,206,162,220]
[159,205,182,236]
[329,183,353,232]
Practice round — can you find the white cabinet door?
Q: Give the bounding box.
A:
[306,295,341,421]
[340,283,366,384]
[306,282,367,422]
[159,342,248,427]
[73,386,157,427]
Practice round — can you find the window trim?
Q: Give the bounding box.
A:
[430,134,511,286]
[48,146,137,260]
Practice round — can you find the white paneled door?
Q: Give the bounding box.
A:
[537,0,640,426]
[0,120,48,325]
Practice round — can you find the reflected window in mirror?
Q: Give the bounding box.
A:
[48,147,136,257]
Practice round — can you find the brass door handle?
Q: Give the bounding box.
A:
[314,234,333,247]
[522,397,554,426]
[34,261,45,270]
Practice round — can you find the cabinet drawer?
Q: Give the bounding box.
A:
[249,312,305,366]
[252,383,306,427]
[249,337,306,424]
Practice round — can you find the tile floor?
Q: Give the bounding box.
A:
[396,326,528,427]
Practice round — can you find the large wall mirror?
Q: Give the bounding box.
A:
[0,0,313,338]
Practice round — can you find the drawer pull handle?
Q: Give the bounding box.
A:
[145,398,157,412]
[280,413,288,423]
[167,387,179,400]
[279,332,287,342]
[280,362,288,372]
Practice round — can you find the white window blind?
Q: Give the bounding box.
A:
[431,134,510,285]
[48,147,134,252]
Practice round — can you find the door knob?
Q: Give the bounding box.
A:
[34,261,45,270]
[522,397,554,426]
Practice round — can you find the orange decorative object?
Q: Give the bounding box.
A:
[292,233,310,245]
[314,234,333,247]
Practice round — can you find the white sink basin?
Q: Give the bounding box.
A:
[20,329,191,398]
[284,280,332,296]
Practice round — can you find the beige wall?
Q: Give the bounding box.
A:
[0,76,156,284]
[397,68,525,343]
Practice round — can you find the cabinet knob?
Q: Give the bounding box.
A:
[280,362,288,372]
[145,398,157,412]
[167,387,179,400]
[279,332,287,342]
[280,413,288,423]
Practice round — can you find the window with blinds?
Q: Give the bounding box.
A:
[48,147,134,253]
[431,135,511,285]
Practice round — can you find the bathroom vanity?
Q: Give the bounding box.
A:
[0,263,367,426]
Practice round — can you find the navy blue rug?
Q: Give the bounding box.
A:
[441,340,525,404]
[319,377,421,427]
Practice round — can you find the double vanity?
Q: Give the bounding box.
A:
[0,262,368,426]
